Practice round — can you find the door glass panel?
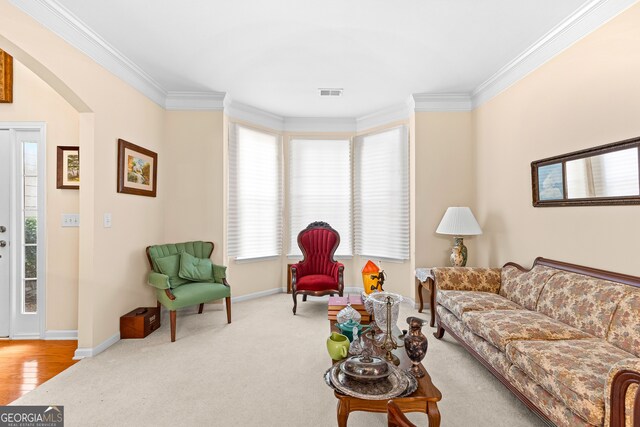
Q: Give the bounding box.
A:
[24,177,37,210]
[22,140,38,315]
[24,211,37,244]
[24,246,37,278]
[24,280,37,314]
[23,142,37,175]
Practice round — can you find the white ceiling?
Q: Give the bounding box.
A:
[30,0,599,117]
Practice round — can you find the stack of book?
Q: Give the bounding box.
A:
[328,295,372,324]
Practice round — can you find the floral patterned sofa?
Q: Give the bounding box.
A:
[431,257,640,427]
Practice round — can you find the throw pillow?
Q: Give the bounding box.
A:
[179,251,214,282]
[155,253,190,288]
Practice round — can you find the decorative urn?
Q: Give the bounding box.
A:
[404,316,428,377]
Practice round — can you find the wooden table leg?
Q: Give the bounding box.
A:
[337,398,350,427]
[427,401,440,427]
[428,278,436,327]
[417,277,425,313]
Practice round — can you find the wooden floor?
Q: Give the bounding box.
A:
[0,340,78,405]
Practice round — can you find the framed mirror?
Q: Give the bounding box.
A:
[532,136,640,207]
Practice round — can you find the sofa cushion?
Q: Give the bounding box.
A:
[507,365,593,427]
[155,253,190,288]
[462,309,591,352]
[506,339,634,425]
[536,271,629,339]
[500,264,558,310]
[437,290,522,320]
[436,305,512,376]
[159,282,230,310]
[607,289,640,357]
[296,274,337,292]
[433,267,501,293]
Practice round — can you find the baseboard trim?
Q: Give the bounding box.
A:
[232,287,283,303]
[73,332,120,360]
[44,330,78,340]
[10,333,41,340]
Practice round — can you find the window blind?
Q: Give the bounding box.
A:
[354,126,409,260]
[289,139,352,257]
[228,124,283,259]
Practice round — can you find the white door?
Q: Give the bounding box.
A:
[0,130,10,337]
[0,125,45,338]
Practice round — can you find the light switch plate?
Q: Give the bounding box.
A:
[103,213,112,228]
[61,214,80,227]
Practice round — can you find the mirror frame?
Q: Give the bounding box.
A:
[531,136,640,207]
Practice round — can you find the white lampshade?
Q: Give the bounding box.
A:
[436,207,482,236]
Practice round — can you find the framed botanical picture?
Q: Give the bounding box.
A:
[117,139,157,197]
[56,146,80,189]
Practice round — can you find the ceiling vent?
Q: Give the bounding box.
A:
[319,88,343,97]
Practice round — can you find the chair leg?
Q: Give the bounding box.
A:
[225,297,231,324]
[302,294,307,302]
[198,303,204,314]
[170,310,176,342]
[292,292,298,315]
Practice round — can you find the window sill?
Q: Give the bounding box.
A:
[234,255,280,264]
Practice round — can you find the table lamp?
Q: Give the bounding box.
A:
[436,207,482,267]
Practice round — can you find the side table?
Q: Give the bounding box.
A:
[415,268,435,327]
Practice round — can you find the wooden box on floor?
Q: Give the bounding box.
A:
[328,295,372,324]
[120,307,161,339]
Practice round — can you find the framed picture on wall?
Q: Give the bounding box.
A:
[117,139,157,197]
[56,146,80,189]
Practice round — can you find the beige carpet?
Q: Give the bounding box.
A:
[13,294,546,426]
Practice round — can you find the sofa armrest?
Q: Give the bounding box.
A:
[605,358,640,427]
[212,264,227,285]
[432,267,501,293]
[148,272,170,290]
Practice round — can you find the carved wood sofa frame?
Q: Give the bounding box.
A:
[431,257,640,427]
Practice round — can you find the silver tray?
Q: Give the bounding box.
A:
[323,367,418,399]
[327,363,410,400]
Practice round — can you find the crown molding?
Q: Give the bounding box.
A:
[284,117,356,133]
[412,93,473,112]
[224,97,285,131]
[11,0,637,115]
[356,98,415,132]
[10,0,168,106]
[472,0,638,108]
[165,91,226,110]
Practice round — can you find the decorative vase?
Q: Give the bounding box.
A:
[404,316,428,378]
[450,237,467,267]
[361,260,385,294]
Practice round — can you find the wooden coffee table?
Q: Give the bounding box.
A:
[330,321,442,426]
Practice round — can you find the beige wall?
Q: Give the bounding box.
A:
[414,112,475,301]
[473,2,640,276]
[0,60,80,331]
[0,1,166,347]
[163,111,225,264]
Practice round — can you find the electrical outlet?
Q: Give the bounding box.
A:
[61,214,80,227]
[103,213,112,228]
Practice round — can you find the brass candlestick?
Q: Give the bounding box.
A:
[374,296,399,366]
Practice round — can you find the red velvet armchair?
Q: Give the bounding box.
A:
[291,221,344,314]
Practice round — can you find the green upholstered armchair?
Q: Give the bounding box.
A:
[145,241,231,342]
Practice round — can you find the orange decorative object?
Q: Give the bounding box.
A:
[362,260,385,294]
